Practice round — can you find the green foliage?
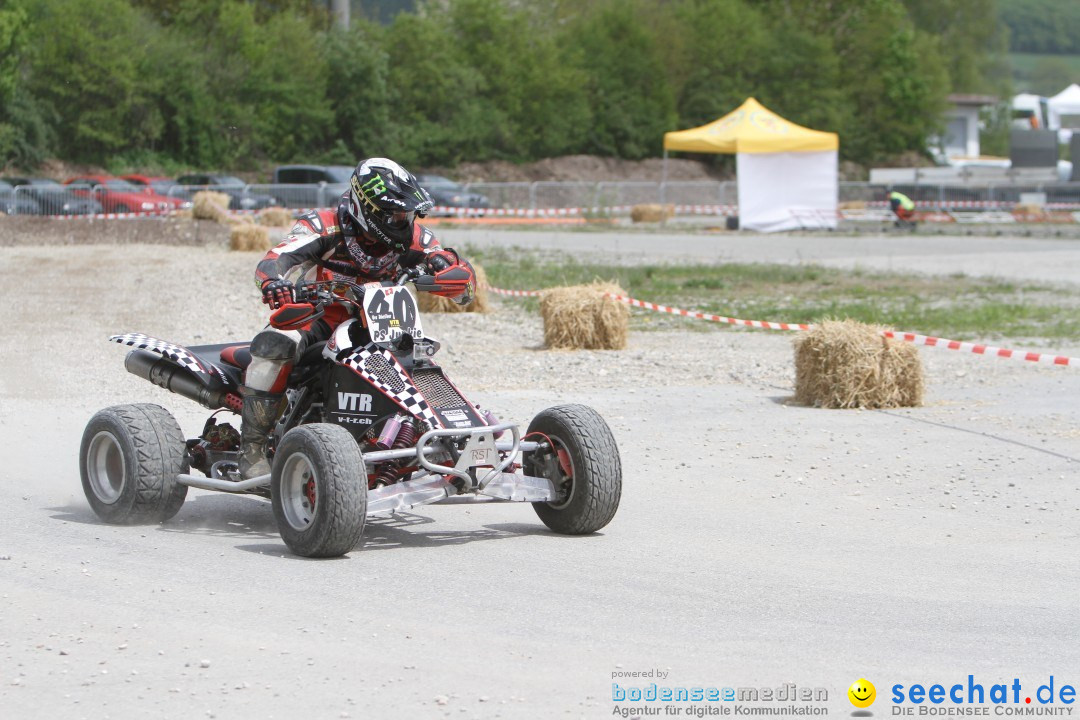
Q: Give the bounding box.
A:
[0,0,27,102]
[561,0,676,159]
[324,22,392,160]
[1000,0,1080,54]
[664,0,772,129]
[21,0,158,161]
[0,0,1015,171]
[903,0,1010,94]
[0,0,52,167]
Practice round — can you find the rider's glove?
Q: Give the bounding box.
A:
[261,277,295,309]
[426,251,475,304]
[425,249,459,274]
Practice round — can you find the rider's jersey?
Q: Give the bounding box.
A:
[254,207,442,290]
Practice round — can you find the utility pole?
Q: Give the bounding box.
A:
[330,0,349,30]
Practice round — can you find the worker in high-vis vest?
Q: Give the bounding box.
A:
[888,190,916,229]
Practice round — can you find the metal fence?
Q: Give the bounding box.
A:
[4,180,1080,216]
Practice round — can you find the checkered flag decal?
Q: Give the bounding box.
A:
[340,347,442,429]
[110,332,209,375]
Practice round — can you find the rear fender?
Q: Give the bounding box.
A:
[111,333,233,389]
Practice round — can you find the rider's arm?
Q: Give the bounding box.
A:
[254,212,339,290]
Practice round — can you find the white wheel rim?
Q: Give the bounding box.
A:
[281,452,317,531]
[87,431,125,504]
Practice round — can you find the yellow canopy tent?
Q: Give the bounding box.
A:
[663,97,838,154]
[662,98,839,231]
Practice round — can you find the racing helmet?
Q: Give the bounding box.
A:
[343,158,434,253]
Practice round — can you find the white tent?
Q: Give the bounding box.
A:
[1047,84,1080,143]
[663,98,839,233]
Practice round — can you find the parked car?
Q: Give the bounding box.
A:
[270,164,353,208]
[0,179,42,215]
[120,174,193,203]
[175,173,277,210]
[2,177,104,216]
[64,175,182,214]
[414,174,491,213]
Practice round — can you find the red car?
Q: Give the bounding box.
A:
[64,175,186,214]
[121,174,190,203]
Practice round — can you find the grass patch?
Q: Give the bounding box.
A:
[468,245,1080,341]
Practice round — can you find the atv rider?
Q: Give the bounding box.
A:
[238,157,476,479]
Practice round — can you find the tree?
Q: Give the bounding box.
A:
[561,0,677,159]
[22,0,160,162]
[902,0,1010,94]
[1000,0,1080,54]
[323,21,392,160]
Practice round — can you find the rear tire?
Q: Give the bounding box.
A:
[525,404,621,534]
[271,424,366,558]
[80,404,189,524]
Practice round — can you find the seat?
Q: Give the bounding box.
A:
[219,345,252,369]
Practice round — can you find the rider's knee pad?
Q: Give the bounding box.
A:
[250,330,298,361]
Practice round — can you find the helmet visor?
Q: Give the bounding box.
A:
[386,210,416,231]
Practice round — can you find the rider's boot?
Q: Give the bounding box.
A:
[237,329,297,480]
[238,388,288,479]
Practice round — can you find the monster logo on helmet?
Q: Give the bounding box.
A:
[343,158,434,253]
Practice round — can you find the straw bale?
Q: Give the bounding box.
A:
[793,319,923,409]
[229,222,272,252]
[192,191,232,224]
[1012,204,1047,220]
[630,204,674,223]
[417,264,490,314]
[540,282,629,350]
[256,206,294,228]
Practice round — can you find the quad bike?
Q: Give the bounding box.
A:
[79,271,622,557]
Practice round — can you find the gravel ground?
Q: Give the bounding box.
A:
[1,238,1079,719]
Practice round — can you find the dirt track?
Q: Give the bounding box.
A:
[1,232,1079,719]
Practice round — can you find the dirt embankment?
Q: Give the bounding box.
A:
[426,155,729,183]
[0,216,229,247]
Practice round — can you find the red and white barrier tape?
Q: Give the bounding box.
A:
[487,285,1079,367]
[487,287,543,298]
[866,200,1080,210]
[487,285,811,330]
[46,211,176,220]
[882,331,1080,367]
[603,293,812,331]
[427,204,735,218]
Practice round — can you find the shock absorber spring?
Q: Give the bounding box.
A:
[373,419,420,487]
[392,419,418,450]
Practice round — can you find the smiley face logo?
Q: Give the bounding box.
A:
[848,679,876,708]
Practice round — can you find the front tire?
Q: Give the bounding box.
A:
[79,404,189,524]
[271,424,367,558]
[525,404,621,534]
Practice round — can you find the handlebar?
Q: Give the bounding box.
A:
[270,269,442,332]
[294,268,428,304]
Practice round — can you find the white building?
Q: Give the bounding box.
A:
[937,94,998,159]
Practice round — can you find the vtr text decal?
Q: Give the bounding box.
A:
[338,392,373,412]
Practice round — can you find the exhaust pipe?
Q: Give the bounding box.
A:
[125,349,226,410]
